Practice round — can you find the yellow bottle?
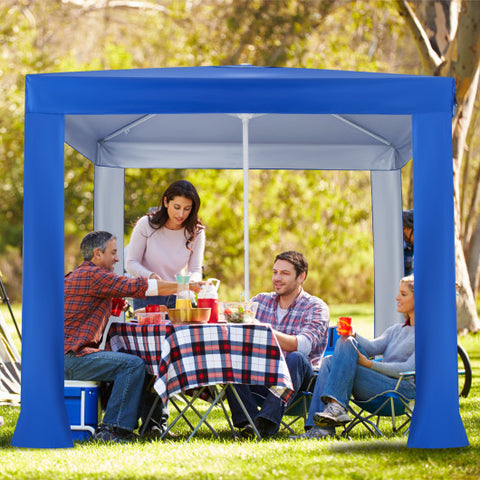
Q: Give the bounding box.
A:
[176,298,192,309]
[175,273,192,309]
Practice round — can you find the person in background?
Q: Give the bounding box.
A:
[403,209,414,276]
[226,251,330,439]
[126,179,205,310]
[290,275,415,440]
[64,231,202,443]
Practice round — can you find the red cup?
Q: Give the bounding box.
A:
[111,298,124,317]
[337,317,352,336]
[145,304,161,313]
[198,298,219,323]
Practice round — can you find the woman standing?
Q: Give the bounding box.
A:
[291,275,415,439]
[126,180,205,310]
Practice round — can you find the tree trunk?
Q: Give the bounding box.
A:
[466,211,480,294]
[456,235,479,333]
[460,107,480,248]
[449,12,480,331]
[396,0,480,332]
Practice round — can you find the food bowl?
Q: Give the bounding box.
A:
[167,308,211,324]
[219,302,259,324]
[135,312,167,325]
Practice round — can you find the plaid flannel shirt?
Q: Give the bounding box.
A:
[64,261,148,356]
[251,289,330,369]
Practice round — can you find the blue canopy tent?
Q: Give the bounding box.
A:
[12,66,468,448]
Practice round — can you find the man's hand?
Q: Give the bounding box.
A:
[336,325,356,338]
[121,298,129,312]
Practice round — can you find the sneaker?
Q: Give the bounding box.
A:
[313,402,351,427]
[288,426,335,440]
[93,425,137,443]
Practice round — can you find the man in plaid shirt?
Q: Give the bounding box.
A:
[64,231,201,443]
[226,251,330,438]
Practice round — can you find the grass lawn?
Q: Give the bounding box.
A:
[0,303,479,479]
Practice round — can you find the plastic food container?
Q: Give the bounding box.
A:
[219,302,259,323]
[135,312,167,325]
[166,308,211,324]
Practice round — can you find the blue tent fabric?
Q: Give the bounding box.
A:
[12,66,468,448]
[26,67,455,114]
[408,112,464,448]
[17,113,72,447]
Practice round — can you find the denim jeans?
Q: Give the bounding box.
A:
[305,336,416,427]
[65,350,167,432]
[226,351,313,436]
[132,294,176,311]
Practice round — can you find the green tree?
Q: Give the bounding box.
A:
[395,0,480,332]
[0,0,455,310]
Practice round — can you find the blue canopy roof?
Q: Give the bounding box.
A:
[27,66,455,114]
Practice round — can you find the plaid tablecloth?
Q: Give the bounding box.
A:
[108,322,294,404]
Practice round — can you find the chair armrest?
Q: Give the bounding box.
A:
[395,371,416,390]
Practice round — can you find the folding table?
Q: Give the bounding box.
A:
[108,321,294,440]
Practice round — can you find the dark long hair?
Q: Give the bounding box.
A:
[148,180,203,248]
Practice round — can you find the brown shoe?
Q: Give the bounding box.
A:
[143,425,178,440]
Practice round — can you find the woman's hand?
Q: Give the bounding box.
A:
[188,281,205,293]
[357,351,373,368]
[335,325,356,337]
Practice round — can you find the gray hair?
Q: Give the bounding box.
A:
[80,231,116,261]
[400,274,414,293]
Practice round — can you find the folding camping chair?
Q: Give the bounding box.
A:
[279,376,315,434]
[279,326,340,433]
[341,341,472,438]
[341,372,415,438]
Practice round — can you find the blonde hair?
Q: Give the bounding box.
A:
[399,274,414,321]
[400,274,414,293]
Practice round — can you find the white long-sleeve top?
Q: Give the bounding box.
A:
[126,215,205,282]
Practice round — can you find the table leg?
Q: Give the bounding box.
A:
[185,386,229,442]
[139,395,160,436]
[227,384,262,440]
[213,386,236,438]
[161,387,219,440]
[166,386,239,441]
[174,392,219,436]
[153,385,262,441]
[170,395,196,432]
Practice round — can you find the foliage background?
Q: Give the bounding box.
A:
[1,0,478,305]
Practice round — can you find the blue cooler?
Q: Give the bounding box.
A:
[64,380,100,441]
